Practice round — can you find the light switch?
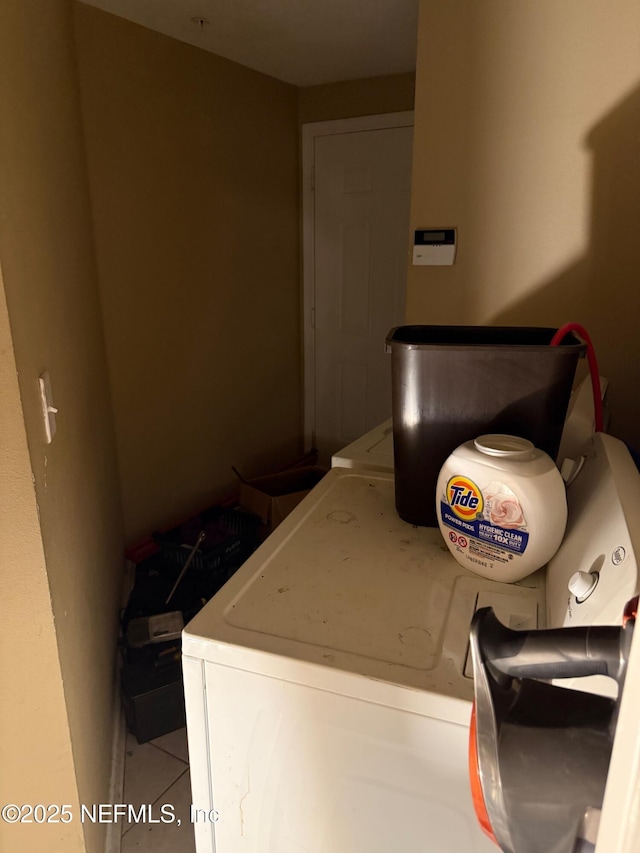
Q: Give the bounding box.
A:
[39,371,58,443]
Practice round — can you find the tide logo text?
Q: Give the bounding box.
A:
[446,476,484,520]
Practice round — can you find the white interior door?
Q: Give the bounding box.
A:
[303,114,413,462]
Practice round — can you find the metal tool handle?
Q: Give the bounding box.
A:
[165,530,206,606]
[473,607,625,684]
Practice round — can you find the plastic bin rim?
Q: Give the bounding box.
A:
[385,325,587,351]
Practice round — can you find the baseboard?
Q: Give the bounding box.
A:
[104,707,126,853]
[104,560,135,853]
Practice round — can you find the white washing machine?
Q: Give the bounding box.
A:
[330,418,394,472]
[182,433,640,853]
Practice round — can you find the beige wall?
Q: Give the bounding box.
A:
[408,1,640,447]
[298,72,415,124]
[0,2,124,852]
[0,274,85,853]
[74,4,302,544]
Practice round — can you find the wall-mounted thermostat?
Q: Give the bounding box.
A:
[413,228,456,265]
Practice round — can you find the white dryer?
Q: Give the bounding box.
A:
[182,433,640,853]
[330,418,394,472]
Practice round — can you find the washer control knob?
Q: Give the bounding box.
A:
[569,571,598,602]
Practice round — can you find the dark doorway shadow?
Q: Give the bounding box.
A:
[489,84,640,448]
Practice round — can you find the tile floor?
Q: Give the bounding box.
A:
[120,727,195,852]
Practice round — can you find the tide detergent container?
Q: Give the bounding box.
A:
[436,434,567,582]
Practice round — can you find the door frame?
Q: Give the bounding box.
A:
[301,111,414,451]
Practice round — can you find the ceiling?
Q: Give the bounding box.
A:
[79,0,420,87]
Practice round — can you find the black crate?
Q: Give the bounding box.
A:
[153,506,259,574]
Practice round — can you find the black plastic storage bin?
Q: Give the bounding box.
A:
[386,325,586,527]
[153,506,259,586]
[121,659,185,743]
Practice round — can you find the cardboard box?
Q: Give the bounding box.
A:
[239,467,326,532]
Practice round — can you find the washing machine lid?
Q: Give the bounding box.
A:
[330,418,394,472]
[183,468,544,721]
